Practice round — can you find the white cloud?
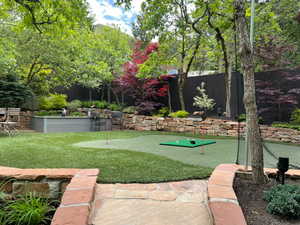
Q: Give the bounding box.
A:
[130,0,143,14]
[87,0,144,35]
[99,1,123,18]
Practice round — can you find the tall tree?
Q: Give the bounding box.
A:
[94,25,132,103]
[253,0,300,70]
[116,41,169,115]
[180,0,235,117]
[132,0,204,110]
[234,0,265,184]
[0,0,92,34]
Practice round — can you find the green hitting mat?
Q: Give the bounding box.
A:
[160,139,216,148]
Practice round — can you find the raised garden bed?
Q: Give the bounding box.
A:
[207,164,300,225]
[234,174,300,225]
[0,166,99,225]
[31,116,112,133]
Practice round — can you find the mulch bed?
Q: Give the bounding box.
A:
[233,175,300,225]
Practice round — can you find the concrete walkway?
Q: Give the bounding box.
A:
[90,180,213,225]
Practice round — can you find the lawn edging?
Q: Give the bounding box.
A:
[0,166,99,225]
[207,164,300,225]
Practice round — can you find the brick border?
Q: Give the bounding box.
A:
[0,166,99,225]
[51,169,99,225]
[207,164,300,225]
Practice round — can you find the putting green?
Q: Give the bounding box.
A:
[74,135,300,168]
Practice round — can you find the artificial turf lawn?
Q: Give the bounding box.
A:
[74,133,300,169]
[0,131,213,183]
[1,130,299,183]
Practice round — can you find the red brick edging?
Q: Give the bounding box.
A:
[207,164,300,225]
[0,166,99,225]
[51,169,99,225]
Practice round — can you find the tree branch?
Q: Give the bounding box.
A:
[14,0,57,33]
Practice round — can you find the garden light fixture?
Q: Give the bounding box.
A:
[277,157,289,185]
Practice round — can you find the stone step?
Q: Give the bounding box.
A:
[90,180,213,225]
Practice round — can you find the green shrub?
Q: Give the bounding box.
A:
[94,101,108,109]
[50,94,67,109]
[22,94,39,111]
[1,192,54,225]
[38,96,53,110]
[108,103,122,111]
[237,114,246,122]
[35,110,60,116]
[291,108,300,125]
[272,122,300,131]
[158,107,169,117]
[0,74,33,108]
[67,100,82,111]
[264,184,300,218]
[81,101,93,108]
[69,111,85,117]
[81,101,109,109]
[169,110,189,118]
[38,94,67,110]
[122,106,136,114]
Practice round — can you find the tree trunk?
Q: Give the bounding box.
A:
[234,0,265,184]
[107,83,111,103]
[112,89,120,105]
[218,56,223,73]
[168,85,172,113]
[225,53,232,118]
[101,86,105,101]
[89,89,92,102]
[218,37,231,118]
[177,72,186,111]
[121,92,125,105]
[207,6,232,118]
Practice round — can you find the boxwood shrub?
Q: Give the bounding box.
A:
[169,110,189,118]
[264,184,300,218]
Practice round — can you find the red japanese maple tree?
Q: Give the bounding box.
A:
[115,41,171,115]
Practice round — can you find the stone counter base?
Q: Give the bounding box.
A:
[0,166,99,225]
[122,114,300,144]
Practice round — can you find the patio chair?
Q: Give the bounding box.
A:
[0,108,7,123]
[7,108,21,125]
[0,108,18,136]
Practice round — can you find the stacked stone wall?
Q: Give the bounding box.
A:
[122,114,300,144]
[19,111,34,129]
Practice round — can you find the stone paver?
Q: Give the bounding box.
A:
[91,180,213,225]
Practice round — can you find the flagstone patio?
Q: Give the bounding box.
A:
[90,180,213,225]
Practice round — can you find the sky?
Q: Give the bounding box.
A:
[87,0,143,35]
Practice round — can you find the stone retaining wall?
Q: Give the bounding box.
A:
[20,111,33,129]
[0,167,79,198]
[0,166,99,225]
[122,114,300,144]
